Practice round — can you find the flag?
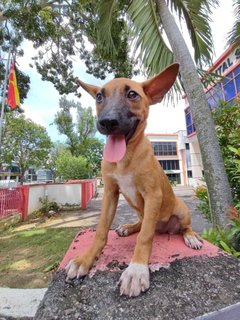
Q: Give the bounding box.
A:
[7,62,20,110]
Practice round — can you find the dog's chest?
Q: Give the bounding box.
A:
[112,174,137,206]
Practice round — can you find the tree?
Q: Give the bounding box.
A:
[56,150,89,180]
[0,0,137,95]
[98,0,233,227]
[45,141,68,182]
[53,96,102,157]
[0,113,52,183]
[83,138,104,177]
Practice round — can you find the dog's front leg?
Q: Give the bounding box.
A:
[119,191,162,297]
[66,184,119,280]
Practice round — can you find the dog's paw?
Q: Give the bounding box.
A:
[65,259,88,281]
[115,225,129,237]
[118,263,150,297]
[183,233,203,250]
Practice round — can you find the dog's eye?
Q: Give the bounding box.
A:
[127,90,139,100]
[96,93,103,103]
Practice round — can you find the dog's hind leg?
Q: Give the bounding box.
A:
[116,220,142,237]
[173,197,203,250]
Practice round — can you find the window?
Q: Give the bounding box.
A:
[185,63,240,136]
[187,170,192,178]
[152,142,177,156]
[167,173,181,184]
[185,107,195,136]
[185,143,190,150]
[159,160,180,171]
[223,80,236,101]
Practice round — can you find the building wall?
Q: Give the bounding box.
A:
[183,46,240,186]
[146,133,188,186]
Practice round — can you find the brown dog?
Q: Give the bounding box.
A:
[65,63,203,297]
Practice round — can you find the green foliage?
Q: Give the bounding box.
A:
[202,227,240,258]
[53,96,97,156]
[194,185,211,222]
[83,138,104,177]
[56,150,89,181]
[227,0,240,47]
[0,113,52,183]
[202,206,240,257]
[53,96,103,176]
[0,0,137,95]
[212,100,240,202]
[38,197,60,215]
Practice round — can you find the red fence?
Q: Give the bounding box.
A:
[0,188,22,219]
[66,179,95,209]
[0,180,96,221]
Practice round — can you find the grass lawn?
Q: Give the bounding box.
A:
[0,227,79,288]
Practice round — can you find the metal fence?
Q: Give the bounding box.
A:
[0,188,22,219]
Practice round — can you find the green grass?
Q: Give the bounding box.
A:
[0,227,79,273]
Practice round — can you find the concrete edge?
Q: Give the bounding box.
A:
[194,302,240,320]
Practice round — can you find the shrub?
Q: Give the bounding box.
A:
[194,185,211,222]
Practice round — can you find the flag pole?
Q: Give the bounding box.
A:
[0,45,12,152]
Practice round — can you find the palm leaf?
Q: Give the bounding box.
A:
[227,0,240,47]
[168,0,219,67]
[97,0,118,55]
[128,0,174,76]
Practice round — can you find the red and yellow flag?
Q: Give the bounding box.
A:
[7,62,20,110]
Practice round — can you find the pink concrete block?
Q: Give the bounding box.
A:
[60,230,221,274]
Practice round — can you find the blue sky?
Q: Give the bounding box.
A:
[12,1,235,143]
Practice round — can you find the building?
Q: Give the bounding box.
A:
[146,132,191,186]
[183,45,240,185]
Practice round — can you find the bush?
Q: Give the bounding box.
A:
[202,206,240,257]
[194,185,211,222]
[56,151,89,180]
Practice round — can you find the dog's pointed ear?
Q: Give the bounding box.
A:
[76,79,100,99]
[142,63,179,105]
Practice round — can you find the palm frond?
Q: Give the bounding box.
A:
[227,0,240,47]
[97,0,118,55]
[128,0,174,76]
[168,0,219,67]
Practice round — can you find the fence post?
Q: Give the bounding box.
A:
[19,185,30,221]
[81,182,87,209]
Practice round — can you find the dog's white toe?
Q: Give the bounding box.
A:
[115,225,129,237]
[118,263,150,297]
[65,260,88,280]
[184,234,203,250]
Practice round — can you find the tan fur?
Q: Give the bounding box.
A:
[66,64,202,296]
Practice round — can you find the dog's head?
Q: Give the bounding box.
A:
[77,63,179,162]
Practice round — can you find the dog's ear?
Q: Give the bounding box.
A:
[142,63,179,105]
[76,79,100,99]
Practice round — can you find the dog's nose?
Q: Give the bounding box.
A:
[99,118,119,132]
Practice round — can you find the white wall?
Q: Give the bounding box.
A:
[27,183,82,214]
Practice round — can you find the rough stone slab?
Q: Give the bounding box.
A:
[35,255,240,320]
[35,230,240,320]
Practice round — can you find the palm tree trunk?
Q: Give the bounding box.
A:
[155,0,233,227]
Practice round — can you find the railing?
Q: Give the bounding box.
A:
[0,188,22,219]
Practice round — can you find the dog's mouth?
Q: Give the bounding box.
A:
[103,120,139,163]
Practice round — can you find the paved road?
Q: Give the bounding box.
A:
[88,186,211,233]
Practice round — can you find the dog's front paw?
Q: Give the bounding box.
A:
[65,259,89,281]
[118,263,150,297]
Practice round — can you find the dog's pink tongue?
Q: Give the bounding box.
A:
[103,135,126,163]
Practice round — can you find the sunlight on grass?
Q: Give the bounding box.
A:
[10,259,32,271]
[0,227,79,278]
